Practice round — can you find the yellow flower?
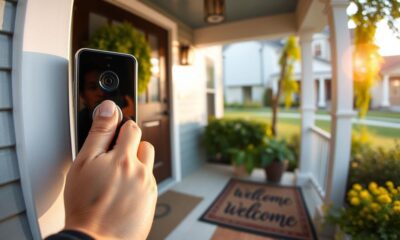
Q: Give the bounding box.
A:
[353,184,363,191]
[378,195,392,204]
[378,187,389,195]
[371,203,381,212]
[350,197,360,206]
[391,189,398,195]
[386,181,394,189]
[348,190,358,198]
[394,200,400,206]
[360,190,370,200]
[369,182,378,191]
[394,206,400,214]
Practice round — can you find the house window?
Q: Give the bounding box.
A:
[314,43,322,57]
[206,57,216,118]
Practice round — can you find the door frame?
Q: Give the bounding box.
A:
[106,0,182,191]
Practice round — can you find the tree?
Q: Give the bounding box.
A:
[271,36,301,137]
[350,0,400,117]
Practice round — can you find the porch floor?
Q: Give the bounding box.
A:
[162,163,320,240]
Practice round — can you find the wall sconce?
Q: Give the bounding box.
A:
[204,0,225,24]
[179,45,192,65]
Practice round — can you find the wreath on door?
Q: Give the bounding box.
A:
[88,22,152,94]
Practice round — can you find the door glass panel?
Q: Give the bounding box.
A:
[148,34,160,102]
[89,12,108,38]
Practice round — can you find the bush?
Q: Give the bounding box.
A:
[286,134,300,172]
[88,22,152,94]
[349,143,400,187]
[263,88,273,107]
[349,129,400,187]
[203,118,269,162]
[224,101,262,109]
[327,182,400,240]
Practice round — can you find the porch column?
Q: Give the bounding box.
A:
[318,77,326,108]
[297,32,315,185]
[326,0,355,208]
[381,75,390,107]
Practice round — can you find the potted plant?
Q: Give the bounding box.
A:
[203,118,268,165]
[259,138,294,183]
[326,181,400,239]
[228,144,258,177]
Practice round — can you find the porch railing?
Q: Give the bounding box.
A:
[309,126,331,199]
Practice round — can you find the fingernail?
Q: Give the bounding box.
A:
[98,101,115,117]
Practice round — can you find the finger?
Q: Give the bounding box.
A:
[137,141,155,171]
[114,120,142,157]
[79,100,119,160]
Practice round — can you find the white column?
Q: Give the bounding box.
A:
[381,75,390,107]
[297,32,315,185]
[318,77,327,108]
[325,0,355,209]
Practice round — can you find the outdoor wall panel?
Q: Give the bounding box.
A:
[0,182,26,220]
[0,0,31,238]
[0,213,32,240]
[0,34,11,68]
[0,70,11,109]
[0,0,16,33]
[0,148,19,185]
[0,111,15,147]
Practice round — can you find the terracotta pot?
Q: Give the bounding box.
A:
[264,160,288,183]
[233,164,250,177]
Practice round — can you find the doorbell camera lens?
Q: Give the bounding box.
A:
[99,70,119,91]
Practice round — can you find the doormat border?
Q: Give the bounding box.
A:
[199,178,318,240]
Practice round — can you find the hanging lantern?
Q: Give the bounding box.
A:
[204,0,225,24]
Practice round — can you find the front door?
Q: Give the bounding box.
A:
[72,0,172,183]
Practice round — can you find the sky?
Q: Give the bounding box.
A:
[347,2,400,56]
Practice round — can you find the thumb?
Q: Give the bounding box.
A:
[78,100,120,161]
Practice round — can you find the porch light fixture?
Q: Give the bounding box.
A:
[179,44,192,65]
[204,0,225,24]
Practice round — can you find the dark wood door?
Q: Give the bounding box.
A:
[72,0,172,183]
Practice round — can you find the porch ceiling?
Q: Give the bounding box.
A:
[141,0,298,29]
[137,0,327,46]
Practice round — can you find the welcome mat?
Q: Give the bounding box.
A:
[147,191,202,240]
[200,179,317,240]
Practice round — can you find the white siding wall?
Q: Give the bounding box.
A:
[0,0,32,239]
[175,47,221,177]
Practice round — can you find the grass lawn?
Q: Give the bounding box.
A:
[224,108,400,149]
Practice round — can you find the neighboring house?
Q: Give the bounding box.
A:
[224,32,400,110]
[0,0,354,239]
[371,55,400,110]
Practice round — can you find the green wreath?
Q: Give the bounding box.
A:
[88,22,152,94]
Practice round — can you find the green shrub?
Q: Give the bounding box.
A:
[286,134,300,172]
[349,129,400,187]
[263,88,273,107]
[349,143,400,187]
[203,118,269,161]
[224,101,262,109]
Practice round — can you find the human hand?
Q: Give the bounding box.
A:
[64,100,157,240]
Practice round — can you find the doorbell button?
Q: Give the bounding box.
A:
[92,103,123,123]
